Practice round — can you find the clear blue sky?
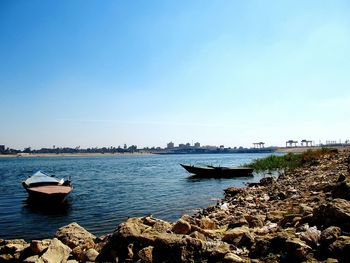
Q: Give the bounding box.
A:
[1,0,350,149]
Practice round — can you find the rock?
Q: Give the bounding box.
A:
[172,219,191,234]
[71,246,83,261]
[138,246,153,263]
[199,217,217,229]
[23,255,40,263]
[224,252,244,262]
[249,237,271,257]
[224,187,245,197]
[82,248,99,262]
[152,234,203,262]
[30,239,51,254]
[284,238,312,261]
[224,215,249,228]
[320,226,341,246]
[313,199,350,231]
[40,238,72,263]
[299,226,321,247]
[328,236,350,262]
[300,204,313,216]
[189,231,206,241]
[259,177,274,186]
[245,214,264,228]
[152,220,172,233]
[203,241,231,259]
[325,258,339,263]
[127,243,133,259]
[266,210,285,223]
[332,180,350,200]
[337,174,346,182]
[55,222,96,250]
[222,226,254,247]
[0,239,30,261]
[142,215,157,226]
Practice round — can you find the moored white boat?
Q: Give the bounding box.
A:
[22,171,72,202]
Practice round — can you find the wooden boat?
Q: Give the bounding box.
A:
[180,164,253,178]
[22,171,72,202]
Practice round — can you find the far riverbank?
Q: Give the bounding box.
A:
[0,152,153,158]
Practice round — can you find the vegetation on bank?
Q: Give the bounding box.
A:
[247,147,338,172]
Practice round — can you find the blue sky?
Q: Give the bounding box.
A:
[1,0,350,149]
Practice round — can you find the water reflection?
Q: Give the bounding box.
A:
[22,198,72,216]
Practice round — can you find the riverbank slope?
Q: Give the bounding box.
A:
[1,150,349,262]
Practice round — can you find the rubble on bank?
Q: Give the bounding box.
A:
[1,150,350,262]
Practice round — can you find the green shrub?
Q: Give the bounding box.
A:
[246,148,337,172]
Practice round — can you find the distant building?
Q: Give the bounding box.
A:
[179,143,186,149]
[179,143,191,149]
[194,142,200,148]
[300,139,313,147]
[167,142,174,149]
[253,142,265,148]
[0,145,5,153]
[286,140,298,147]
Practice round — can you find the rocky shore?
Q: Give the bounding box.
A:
[1,150,350,262]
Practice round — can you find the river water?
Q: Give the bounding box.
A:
[0,153,272,240]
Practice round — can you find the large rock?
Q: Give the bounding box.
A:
[40,238,71,263]
[55,222,96,250]
[328,236,350,262]
[320,226,341,246]
[313,199,350,231]
[332,180,350,200]
[0,239,30,262]
[284,238,312,262]
[172,219,191,234]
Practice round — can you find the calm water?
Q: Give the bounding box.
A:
[0,153,271,240]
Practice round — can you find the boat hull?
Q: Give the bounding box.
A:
[180,164,253,178]
[24,185,72,202]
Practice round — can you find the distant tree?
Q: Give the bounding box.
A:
[23,147,31,153]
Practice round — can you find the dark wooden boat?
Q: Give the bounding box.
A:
[22,171,73,202]
[180,164,253,178]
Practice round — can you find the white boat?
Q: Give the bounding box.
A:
[22,171,73,202]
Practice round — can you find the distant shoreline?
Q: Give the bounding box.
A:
[1,145,349,157]
[0,152,154,158]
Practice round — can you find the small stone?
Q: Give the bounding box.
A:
[83,248,99,262]
[30,239,51,254]
[224,252,243,262]
[199,217,216,230]
[138,246,153,263]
